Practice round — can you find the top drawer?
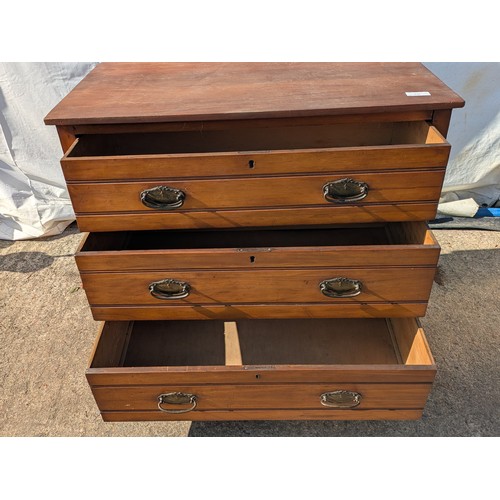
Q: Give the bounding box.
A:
[61,120,449,181]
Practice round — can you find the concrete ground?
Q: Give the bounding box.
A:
[0,223,498,436]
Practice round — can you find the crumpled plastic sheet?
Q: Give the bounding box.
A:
[0,62,96,240]
[426,62,500,216]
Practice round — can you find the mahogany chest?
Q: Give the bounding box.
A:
[45,63,464,421]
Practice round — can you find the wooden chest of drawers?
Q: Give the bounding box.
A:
[45,62,464,421]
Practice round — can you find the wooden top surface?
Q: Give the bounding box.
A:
[44,62,464,125]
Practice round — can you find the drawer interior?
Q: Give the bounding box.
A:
[90,317,434,369]
[80,222,436,252]
[69,121,446,157]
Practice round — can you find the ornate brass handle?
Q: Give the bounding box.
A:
[140,185,185,210]
[319,277,362,298]
[149,278,191,300]
[158,392,198,414]
[323,178,369,203]
[320,390,362,408]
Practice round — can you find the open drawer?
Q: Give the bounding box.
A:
[62,120,450,180]
[87,317,436,421]
[61,121,450,231]
[75,221,440,320]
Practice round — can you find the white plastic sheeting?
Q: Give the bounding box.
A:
[0,62,96,240]
[0,62,498,240]
[424,63,500,215]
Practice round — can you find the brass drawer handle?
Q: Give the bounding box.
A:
[319,277,362,298]
[320,390,362,409]
[140,185,185,210]
[158,392,198,414]
[149,278,191,300]
[323,178,368,203]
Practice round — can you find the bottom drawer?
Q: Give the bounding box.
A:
[87,317,436,421]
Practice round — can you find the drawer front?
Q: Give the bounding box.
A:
[75,223,440,271]
[67,170,445,213]
[62,146,450,181]
[89,303,430,321]
[75,203,440,231]
[100,409,425,421]
[76,245,439,271]
[61,122,450,181]
[81,268,437,306]
[91,383,433,412]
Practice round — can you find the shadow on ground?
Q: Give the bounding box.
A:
[0,252,55,272]
[0,240,14,250]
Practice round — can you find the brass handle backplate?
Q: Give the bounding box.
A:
[320,390,362,409]
[319,277,362,298]
[323,178,368,203]
[158,392,198,414]
[140,185,185,210]
[149,278,191,300]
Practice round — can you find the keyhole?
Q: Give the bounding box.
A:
[255,374,261,379]
[248,160,255,169]
[250,256,255,263]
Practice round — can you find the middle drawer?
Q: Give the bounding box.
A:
[76,221,439,321]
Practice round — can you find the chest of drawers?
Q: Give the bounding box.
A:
[45,62,464,421]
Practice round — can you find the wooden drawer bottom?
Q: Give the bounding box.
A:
[87,317,436,421]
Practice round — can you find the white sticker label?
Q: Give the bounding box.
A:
[405,91,431,96]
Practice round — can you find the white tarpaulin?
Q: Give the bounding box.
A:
[424,63,500,215]
[0,62,96,240]
[0,62,498,240]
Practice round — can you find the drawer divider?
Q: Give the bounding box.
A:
[224,321,243,366]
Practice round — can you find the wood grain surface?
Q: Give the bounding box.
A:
[99,408,425,421]
[76,247,439,272]
[91,383,432,411]
[74,203,440,231]
[89,302,429,321]
[75,227,440,271]
[44,63,464,125]
[87,363,437,386]
[67,170,445,213]
[62,141,450,182]
[80,267,437,305]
